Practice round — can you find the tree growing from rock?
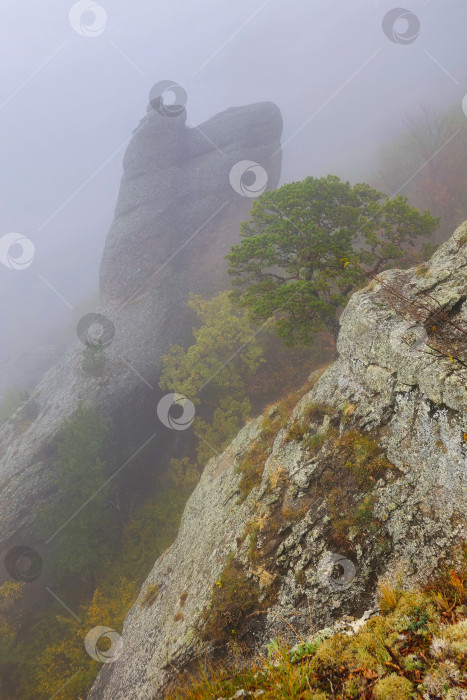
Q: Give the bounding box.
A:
[227,175,438,345]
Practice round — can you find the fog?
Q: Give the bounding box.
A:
[1,0,466,367]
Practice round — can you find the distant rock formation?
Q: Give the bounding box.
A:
[89,222,467,700]
[101,101,282,304]
[0,98,282,565]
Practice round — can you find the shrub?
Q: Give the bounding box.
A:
[284,420,307,442]
[302,402,330,423]
[236,439,268,502]
[35,404,115,581]
[416,263,430,277]
[242,521,261,561]
[316,430,396,546]
[201,557,260,645]
[338,431,394,491]
[303,432,326,454]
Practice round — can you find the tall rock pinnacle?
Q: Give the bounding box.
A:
[0,97,282,565]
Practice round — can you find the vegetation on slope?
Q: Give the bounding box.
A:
[0,299,322,698]
[227,175,438,346]
[159,290,319,466]
[374,103,467,242]
[1,160,449,698]
[169,551,467,699]
[0,408,201,699]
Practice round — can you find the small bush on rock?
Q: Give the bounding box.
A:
[201,557,260,645]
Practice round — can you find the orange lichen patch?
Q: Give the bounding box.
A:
[140,583,161,608]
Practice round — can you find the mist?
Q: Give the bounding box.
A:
[1,3,467,697]
[1,0,466,364]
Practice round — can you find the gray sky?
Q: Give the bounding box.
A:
[1,0,466,364]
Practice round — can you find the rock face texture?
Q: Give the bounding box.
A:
[89,223,467,700]
[100,101,282,305]
[0,100,282,563]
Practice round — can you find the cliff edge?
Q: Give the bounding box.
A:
[89,222,467,699]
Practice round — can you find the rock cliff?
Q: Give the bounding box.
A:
[89,222,467,699]
[0,98,282,563]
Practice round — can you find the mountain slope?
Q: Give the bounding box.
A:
[0,99,282,560]
[89,223,467,699]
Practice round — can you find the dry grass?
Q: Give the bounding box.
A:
[236,363,335,501]
[236,390,296,501]
[378,576,403,614]
[316,430,396,548]
[284,420,307,443]
[169,548,467,699]
[302,401,331,423]
[200,556,260,645]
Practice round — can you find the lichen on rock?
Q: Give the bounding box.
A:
[89,222,467,699]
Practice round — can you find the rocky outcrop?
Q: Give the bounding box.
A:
[89,223,467,699]
[0,99,282,562]
[100,101,282,304]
